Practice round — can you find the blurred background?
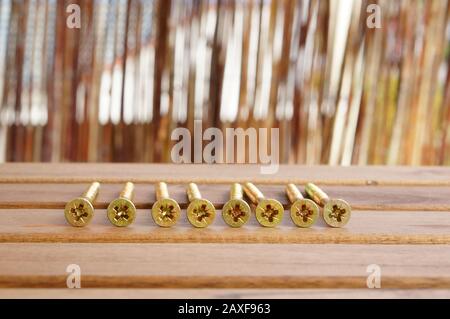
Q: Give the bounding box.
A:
[0,0,449,165]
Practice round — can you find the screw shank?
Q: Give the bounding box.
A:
[305,183,329,206]
[156,182,169,200]
[82,182,100,203]
[120,182,135,200]
[243,182,264,205]
[286,183,303,203]
[230,183,243,200]
[187,183,202,202]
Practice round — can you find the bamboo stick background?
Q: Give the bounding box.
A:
[0,0,448,165]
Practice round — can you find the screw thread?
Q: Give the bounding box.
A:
[187,183,202,202]
[305,183,329,206]
[243,182,264,205]
[230,183,243,200]
[82,182,100,203]
[156,182,169,200]
[120,182,135,200]
[286,183,303,203]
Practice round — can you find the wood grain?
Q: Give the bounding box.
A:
[0,209,449,244]
[0,243,449,288]
[1,164,450,185]
[0,164,449,294]
[0,183,449,211]
[2,288,449,299]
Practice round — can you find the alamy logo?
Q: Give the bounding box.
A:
[367,4,382,29]
[366,264,381,288]
[66,4,81,29]
[66,264,81,288]
[171,120,279,174]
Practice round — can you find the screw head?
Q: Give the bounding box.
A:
[290,199,319,228]
[187,198,216,228]
[64,197,94,227]
[323,199,351,228]
[222,199,251,228]
[107,197,137,227]
[255,199,284,227]
[151,198,181,227]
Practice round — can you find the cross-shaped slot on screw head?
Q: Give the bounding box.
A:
[113,205,130,222]
[194,204,211,222]
[158,204,176,220]
[70,203,88,222]
[330,204,347,222]
[227,204,247,223]
[296,204,314,223]
[262,204,279,222]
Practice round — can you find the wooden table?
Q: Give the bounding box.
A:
[0,164,449,298]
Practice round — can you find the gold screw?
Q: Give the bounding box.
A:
[222,183,251,228]
[107,182,137,227]
[64,182,100,227]
[286,184,319,228]
[151,182,181,227]
[243,182,284,227]
[305,183,351,228]
[186,183,216,228]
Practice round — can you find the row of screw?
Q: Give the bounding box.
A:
[64,182,351,228]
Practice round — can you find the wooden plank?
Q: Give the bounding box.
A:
[0,165,447,294]
[1,288,449,299]
[1,164,450,185]
[0,243,449,288]
[0,183,449,211]
[0,209,449,244]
